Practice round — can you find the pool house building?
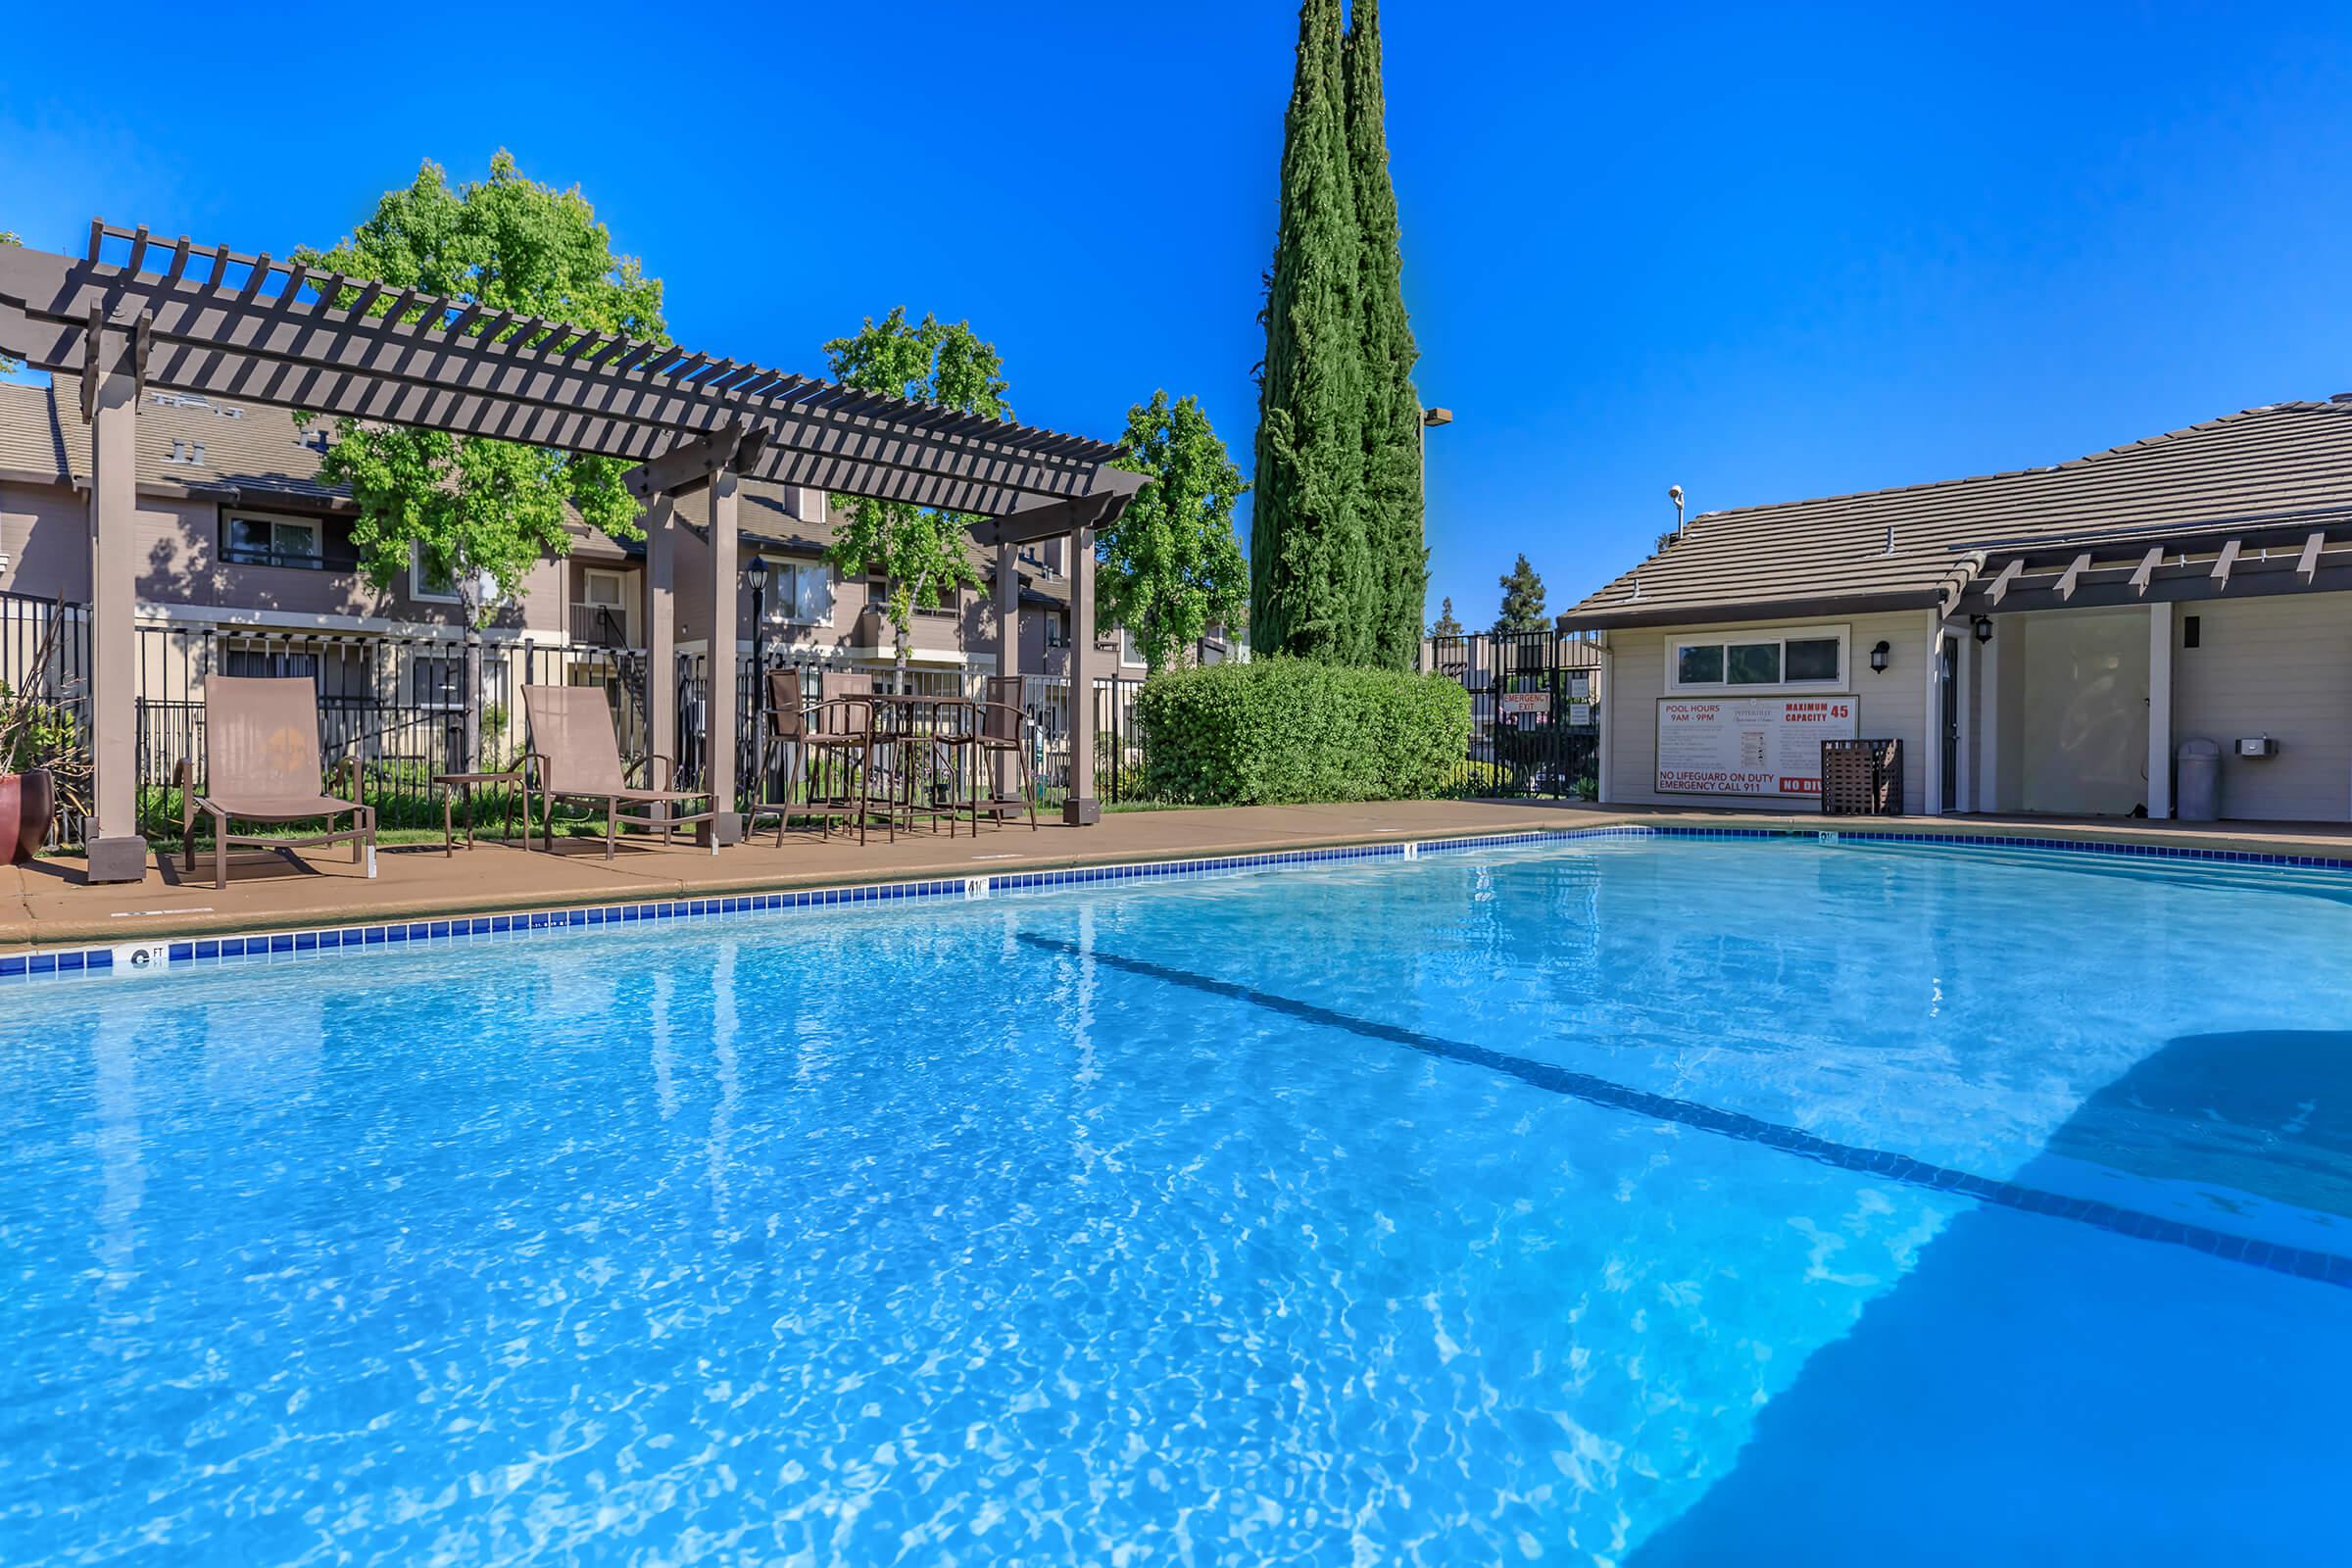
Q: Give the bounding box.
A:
[1559,398,2352,824]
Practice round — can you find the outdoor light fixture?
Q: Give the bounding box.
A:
[1869,640,1891,673]
[1973,614,1993,645]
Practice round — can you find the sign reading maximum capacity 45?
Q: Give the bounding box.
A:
[1655,697,1857,797]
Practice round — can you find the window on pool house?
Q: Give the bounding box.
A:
[1669,628,1848,692]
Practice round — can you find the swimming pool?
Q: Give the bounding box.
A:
[3,835,2348,1564]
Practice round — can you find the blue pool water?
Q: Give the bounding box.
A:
[4,837,2351,1564]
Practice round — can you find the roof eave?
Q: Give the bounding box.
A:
[1557,587,1947,633]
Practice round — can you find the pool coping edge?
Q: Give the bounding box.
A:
[7,821,2351,983]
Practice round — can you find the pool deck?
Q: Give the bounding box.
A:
[6,801,2351,955]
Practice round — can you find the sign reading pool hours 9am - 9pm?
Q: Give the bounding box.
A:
[1655,697,1857,797]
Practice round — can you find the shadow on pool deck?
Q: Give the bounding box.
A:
[1631,1031,2352,1566]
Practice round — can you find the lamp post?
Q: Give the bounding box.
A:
[1419,408,1452,665]
[746,555,769,805]
[1418,405,1452,489]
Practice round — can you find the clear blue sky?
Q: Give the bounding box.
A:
[5,3,2349,627]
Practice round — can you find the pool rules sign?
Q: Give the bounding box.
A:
[1655,697,1857,797]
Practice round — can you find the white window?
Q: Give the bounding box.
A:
[221,646,318,680]
[413,655,465,707]
[1666,624,1849,694]
[581,568,625,609]
[412,651,508,708]
[1120,627,1147,667]
[761,560,834,625]
[223,512,323,569]
[411,543,461,604]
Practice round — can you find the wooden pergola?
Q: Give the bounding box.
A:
[0,222,1147,881]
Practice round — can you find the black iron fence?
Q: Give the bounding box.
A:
[1011,673,1145,807]
[0,592,92,848]
[131,623,648,838]
[1428,630,1600,800]
[9,586,1158,851]
[6,592,650,847]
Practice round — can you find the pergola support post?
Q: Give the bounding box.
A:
[995,542,1020,801]
[701,466,744,847]
[1063,524,1100,825]
[1923,612,1947,816]
[83,313,148,884]
[644,492,677,805]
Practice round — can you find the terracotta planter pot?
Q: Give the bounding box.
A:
[2,768,55,864]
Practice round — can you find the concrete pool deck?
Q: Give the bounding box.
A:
[6,801,2352,955]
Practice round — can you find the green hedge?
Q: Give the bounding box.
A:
[1135,660,1472,806]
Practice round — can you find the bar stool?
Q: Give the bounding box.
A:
[749,669,817,846]
[972,675,1039,831]
[801,670,880,845]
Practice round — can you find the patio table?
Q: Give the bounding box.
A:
[433,769,527,856]
[866,692,975,835]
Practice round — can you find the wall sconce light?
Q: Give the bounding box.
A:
[1972,614,1993,645]
[1869,640,1890,673]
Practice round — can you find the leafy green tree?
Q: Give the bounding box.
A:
[1345,0,1426,669]
[821,308,1009,683]
[294,153,664,626]
[1494,554,1548,634]
[1430,597,1463,638]
[1099,391,1250,673]
[1250,0,1371,665]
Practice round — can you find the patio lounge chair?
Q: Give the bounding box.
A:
[521,684,714,858]
[178,674,376,891]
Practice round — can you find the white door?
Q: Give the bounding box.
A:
[2020,608,2150,815]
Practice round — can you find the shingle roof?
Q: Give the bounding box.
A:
[1560,399,2352,628]
[0,380,67,477]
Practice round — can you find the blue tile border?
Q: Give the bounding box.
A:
[7,820,2350,985]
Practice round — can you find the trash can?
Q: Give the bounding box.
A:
[2176,737,2221,821]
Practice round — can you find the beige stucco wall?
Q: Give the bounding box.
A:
[1602,612,1931,810]
[0,476,574,633]
[2171,590,2352,821]
[0,479,89,600]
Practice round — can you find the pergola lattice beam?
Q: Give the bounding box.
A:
[967,469,1152,548]
[0,225,1130,517]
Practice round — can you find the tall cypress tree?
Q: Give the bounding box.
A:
[1345,0,1425,670]
[1250,0,1371,663]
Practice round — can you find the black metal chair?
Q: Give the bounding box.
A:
[971,675,1039,832]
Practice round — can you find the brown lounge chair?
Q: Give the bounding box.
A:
[521,684,714,858]
[178,673,375,891]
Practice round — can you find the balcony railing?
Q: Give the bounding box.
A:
[569,602,633,648]
[221,543,363,572]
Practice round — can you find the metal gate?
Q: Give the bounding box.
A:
[1429,630,1599,799]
